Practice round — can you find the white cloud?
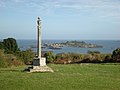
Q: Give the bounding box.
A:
[43,0,120,19]
[0,0,120,18]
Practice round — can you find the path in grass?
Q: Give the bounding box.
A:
[0,64,120,90]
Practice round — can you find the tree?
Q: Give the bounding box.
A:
[3,38,19,54]
[112,48,120,62]
[0,42,3,49]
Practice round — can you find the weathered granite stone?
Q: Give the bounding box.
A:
[40,57,46,66]
[30,66,54,72]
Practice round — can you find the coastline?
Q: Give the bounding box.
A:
[17,40,120,54]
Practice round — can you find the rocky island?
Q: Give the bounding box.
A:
[43,40,103,49]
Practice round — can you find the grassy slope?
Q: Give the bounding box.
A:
[0,64,120,90]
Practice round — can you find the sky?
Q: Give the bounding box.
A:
[0,0,120,40]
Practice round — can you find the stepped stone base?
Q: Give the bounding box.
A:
[29,65,54,72]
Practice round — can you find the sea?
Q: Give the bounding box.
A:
[17,40,120,54]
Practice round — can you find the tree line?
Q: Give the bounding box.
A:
[44,49,120,64]
[0,38,120,68]
[44,46,120,64]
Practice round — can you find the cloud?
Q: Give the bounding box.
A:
[46,0,120,19]
[56,1,120,13]
[0,0,120,18]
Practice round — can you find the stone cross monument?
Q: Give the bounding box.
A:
[37,17,41,60]
[29,17,53,72]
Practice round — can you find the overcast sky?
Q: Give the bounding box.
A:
[0,0,120,40]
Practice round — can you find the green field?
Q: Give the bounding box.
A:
[0,64,120,90]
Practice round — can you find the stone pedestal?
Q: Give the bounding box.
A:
[40,57,46,66]
[29,57,53,72]
[30,65,54,72]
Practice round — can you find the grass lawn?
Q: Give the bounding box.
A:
[0,64,120,90]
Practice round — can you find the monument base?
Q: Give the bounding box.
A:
[28,57,53,72]
[29,65,54,72]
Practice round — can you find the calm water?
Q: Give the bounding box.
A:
[17,40,120,54]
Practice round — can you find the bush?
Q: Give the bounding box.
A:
[0,59,7,68]
[0,42,3,49]
[55,53,85,64]
[0,49,7,67]
[44,51,56,63]
[87,50,101,54]
[67,53,84,63]
[103,55,112,63]
[112,48,120,62]
[0,49,23,68]
[16,49,35,64]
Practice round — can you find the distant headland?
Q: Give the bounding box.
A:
[43,40,103,49]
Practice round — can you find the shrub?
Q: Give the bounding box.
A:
[0,49,23,68]
[103,55,112,63]
[87,50,101,54]
[16,49,35,64]
[0,59,7,68]
[44,51,56,63]
[0,41,3,49]
[112,48,120,62]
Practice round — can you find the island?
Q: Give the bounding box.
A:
[43,40,103,49]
